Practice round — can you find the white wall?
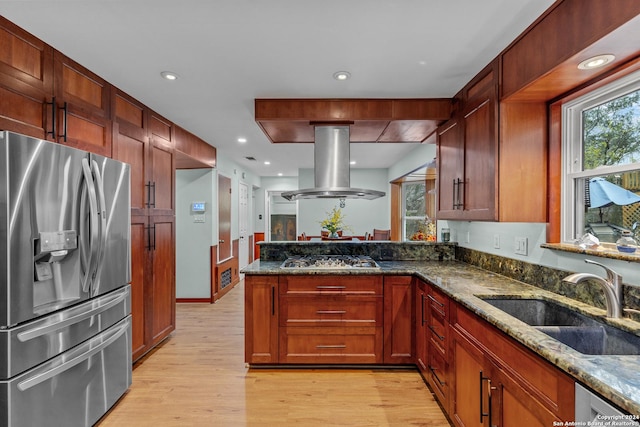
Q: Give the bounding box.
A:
[388,140,436,182]
[297,168,390,236]
[176,169,215,298]
[441,220,640,287]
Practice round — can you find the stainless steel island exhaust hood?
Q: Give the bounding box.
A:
[281,125,386,201]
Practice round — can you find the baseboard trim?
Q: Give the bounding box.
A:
[176,297,212,303]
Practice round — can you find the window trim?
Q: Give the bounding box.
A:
[561,68,640,243]
[401,180,427,241]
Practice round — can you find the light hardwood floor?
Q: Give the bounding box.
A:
[98,281,451,427]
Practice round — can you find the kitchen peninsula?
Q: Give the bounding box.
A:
[242,241,640,420]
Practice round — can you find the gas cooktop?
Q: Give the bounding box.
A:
[280,255,381,270]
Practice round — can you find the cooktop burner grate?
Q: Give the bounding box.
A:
[280,255,380,269]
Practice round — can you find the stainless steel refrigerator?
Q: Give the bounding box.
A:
[0,131,132,427]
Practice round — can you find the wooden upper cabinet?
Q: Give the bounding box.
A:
[462,70,498,221]
[437,61,498,221]
[112,89,149,215]
[0,17,54,139]
[148,112,175,215]
[53,51,112,156]
[436,117,463,219]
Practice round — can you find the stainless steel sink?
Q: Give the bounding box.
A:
[480,297,640,355]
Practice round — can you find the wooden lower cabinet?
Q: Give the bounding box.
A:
[415,280,428,375]
[130,214,176,362]
[280,275,383,364]
[424,281,450,409]
[383,276,414,364]
[279,326,382,364]
[149,216,176,345]
[450,302,575,425]
[244,275,279,364]
[245,275,384,364]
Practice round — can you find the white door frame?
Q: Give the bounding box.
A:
[238,182,249,271]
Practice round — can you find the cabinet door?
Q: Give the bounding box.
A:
[245,276,279,364]
[130,215,149,361]
[149,215,176,345]
[492,366,561,427]
[0,18,54,139]
[383,276,414,364]
[415,281,428,375]
[437,119,463,219]
[462,95,497,220]
[148,112,174,216]
[112,125,149,217]
[53,51,112,156]
[451,328,489,427]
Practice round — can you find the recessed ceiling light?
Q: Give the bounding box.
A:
[264,161,270,165]
[578,54,615,70]
[333,71,351,81]
[277,173,283,176]
[350,160,356,165]
[160,71,179,81]
[237,137,247,143]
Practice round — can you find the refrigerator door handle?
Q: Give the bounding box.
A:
[80,158,100,293]
[90,159,108,295]
[17,319,129,391]
[17,288,128,342]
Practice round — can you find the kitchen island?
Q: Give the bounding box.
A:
[242,242,640,418]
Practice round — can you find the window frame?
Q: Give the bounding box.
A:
[401,180,427,241]
[562,68,640,243]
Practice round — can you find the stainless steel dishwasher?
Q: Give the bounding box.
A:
[575,383,640,424]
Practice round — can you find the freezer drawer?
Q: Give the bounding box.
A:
[0,285,130,379]
[0,315,132,427]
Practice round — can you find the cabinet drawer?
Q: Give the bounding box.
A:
[428,314,448,356]
[280,275,382,296]
[280,296,382,327]
[279,326,383,364]
[427,351,449,405]
[427,286,448,322]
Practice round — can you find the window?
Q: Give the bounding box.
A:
[562,69,640,244]
[402,181,427,240]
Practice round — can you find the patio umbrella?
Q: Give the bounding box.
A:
[588,177,640,208]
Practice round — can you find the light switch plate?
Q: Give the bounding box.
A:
[514,236,528,255]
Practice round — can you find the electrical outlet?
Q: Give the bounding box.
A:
[515,236,528,255]
[493,234,500,249]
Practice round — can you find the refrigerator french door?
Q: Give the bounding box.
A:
[0,131,132,427]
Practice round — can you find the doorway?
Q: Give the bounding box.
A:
[266,191,297,241]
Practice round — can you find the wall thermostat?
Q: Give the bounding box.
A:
[191,202,206,212]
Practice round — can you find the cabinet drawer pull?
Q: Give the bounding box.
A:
[316,310,347,315]
[428,325,445,341]
[316,285,346,290]
[428,364,446,386]
[316,345,346,349]
[427,294,444,307]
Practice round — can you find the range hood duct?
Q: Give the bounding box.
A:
[281,125,385,201]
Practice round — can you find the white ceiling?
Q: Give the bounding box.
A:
[0,0,555,177]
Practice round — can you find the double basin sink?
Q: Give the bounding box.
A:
[479,297,640,356]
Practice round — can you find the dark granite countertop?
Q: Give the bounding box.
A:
[242,259,640,415]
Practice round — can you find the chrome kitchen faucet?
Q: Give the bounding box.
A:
[563,259,623,318]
